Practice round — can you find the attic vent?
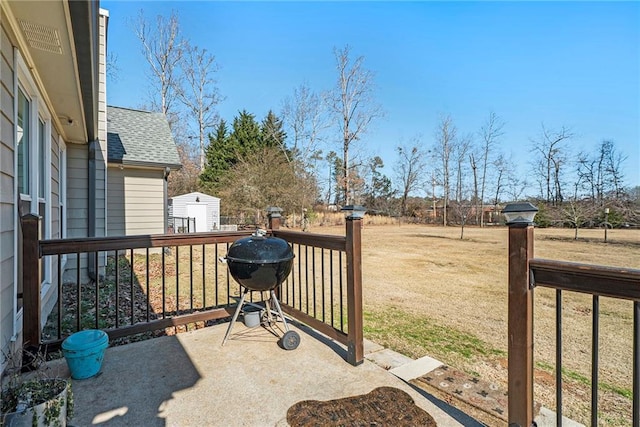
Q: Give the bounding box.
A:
[19,20,63,55]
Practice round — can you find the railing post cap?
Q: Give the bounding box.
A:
[341,205,366,219]
[21,213,42,220]
[266,206,283,218]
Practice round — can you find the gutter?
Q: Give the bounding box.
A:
[68,0,99,141]
[108,159,182,170]
[88,140,97,279]
[164,167,171,233]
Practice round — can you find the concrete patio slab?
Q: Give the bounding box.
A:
[51,322,475,426]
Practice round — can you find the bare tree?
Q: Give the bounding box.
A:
[577,140,627,205]
[469,152,479,224]
[394,140,427,216]
[175,42,221,170]
[530,124,572,206]
[329,45,382,205]
[562,199,593,240]
[601,140,627,199]
[477,112,504,226]
[432,115,457,226]
[453,135,472,207]
[168,144,200,197]
[133,10,185,124]
[324,151,340,205]
[492,154,507,204]
[452,135,472,236]
[453,188,474,239]
[576,151,598,201]
[562,178,596,240]
[281,84,331,215]
[282,84,331,166]
[501,154,528,203]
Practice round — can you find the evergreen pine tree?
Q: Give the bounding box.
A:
[228,110,261,157]
[260,110,287,148]
[200,119,231,188]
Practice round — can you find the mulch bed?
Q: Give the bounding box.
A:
[286,386,437,426]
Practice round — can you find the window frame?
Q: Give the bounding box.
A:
[16,87,31,200]
[59,137,67,268]
[14,48,54,320]
[37,117,52,285]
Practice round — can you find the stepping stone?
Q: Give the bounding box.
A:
[390,355,443,381]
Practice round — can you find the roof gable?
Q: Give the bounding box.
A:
[171,192,220,202]
[107,106,181,168]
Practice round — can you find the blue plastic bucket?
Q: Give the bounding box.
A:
[62,329,109,380]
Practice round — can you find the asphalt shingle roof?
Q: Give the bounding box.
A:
[107,106,181,168]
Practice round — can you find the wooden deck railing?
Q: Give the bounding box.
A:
[269,214,364,365]
[508,224,640,427]
[20,212,364,366]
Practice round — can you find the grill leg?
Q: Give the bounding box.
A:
[222,288,249,346]
[270,290,290,332]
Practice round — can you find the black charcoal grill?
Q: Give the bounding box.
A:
[222,230,300,350]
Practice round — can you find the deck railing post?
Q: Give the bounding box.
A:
[508,223,535,426]
[267,207,283,300]
[345,216,364,366]
[21,213,42,348]
[267,208,281,230]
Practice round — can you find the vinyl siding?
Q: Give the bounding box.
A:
[0,21,15,356]
[64,143,97,284]
[107,167,165,236]
[94,140,106,238]
[66,143,88,236]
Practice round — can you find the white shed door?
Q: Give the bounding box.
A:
[187,204,208,232]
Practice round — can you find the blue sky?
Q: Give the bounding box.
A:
[103,1,640,192]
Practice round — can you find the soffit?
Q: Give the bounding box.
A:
[6,0,88,144]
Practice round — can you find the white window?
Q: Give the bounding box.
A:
[15,48,53,313]
[17,88,30,199]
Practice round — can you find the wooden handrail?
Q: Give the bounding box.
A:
[39,231,254,256]
[530,258,640,300]
[271,229,346,251]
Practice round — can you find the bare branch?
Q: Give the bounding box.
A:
[329,45,383,205]
[175,42,222,170]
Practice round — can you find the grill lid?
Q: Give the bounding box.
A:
[227,234,294,264]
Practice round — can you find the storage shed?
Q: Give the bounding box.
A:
[170,192,221,232]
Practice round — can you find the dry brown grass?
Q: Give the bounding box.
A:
[312,222,639,426]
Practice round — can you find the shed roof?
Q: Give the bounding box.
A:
[171,191,220,202]
[107,106,181,169]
